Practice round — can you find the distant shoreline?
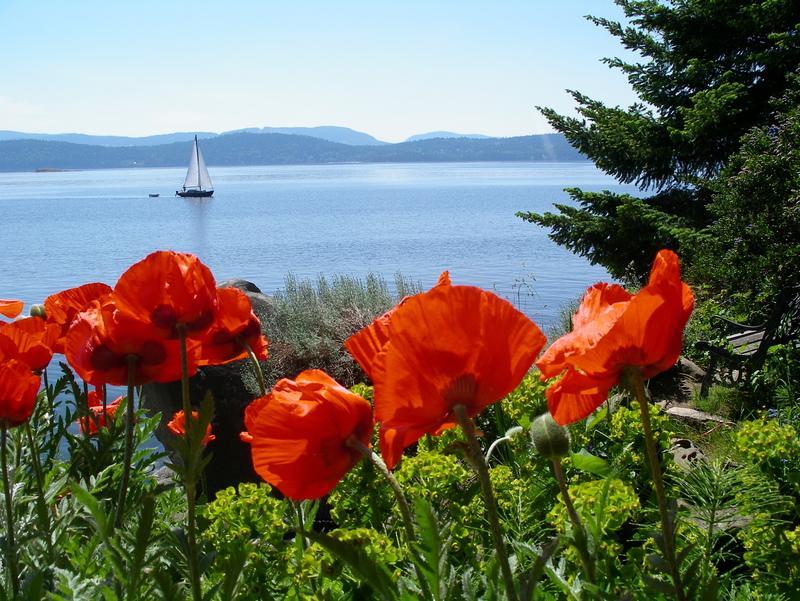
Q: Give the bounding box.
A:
[21,158,589,174]
[0,132,586,172]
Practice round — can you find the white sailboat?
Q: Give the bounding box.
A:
[176,135,214,197]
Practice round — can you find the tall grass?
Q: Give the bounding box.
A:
[262,273,421,387]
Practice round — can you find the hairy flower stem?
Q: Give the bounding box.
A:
[453,404,519,601]
[551,458,595,584]
[43,369,53,414]
[24,422,54,562]
[1,427,19,599]
[241,339,266,396]
[114,355,138,529]
[624,368,686,601]
[178,326,202,601]
[346,436,433,600]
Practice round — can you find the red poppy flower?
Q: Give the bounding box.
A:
[167,410,216,446]
[77,389,122,435]
[0,359,41,427]
[0,317,60,372]
[65,295,191,386]
[0,299,23,319]
[197,287,268,366]
[44,282,112,354]
[242,370,373,500]
[113,250,218,339]
[353,282,545,470]
[345,271,451,381]
[536,249,694,425]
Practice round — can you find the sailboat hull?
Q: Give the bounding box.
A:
[176,189,214,197]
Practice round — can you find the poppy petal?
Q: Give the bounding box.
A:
[373,284,544,469]
[0,359,41,427]
[546,369,617,426]
[0,300,24,319]
[246,370,373,500]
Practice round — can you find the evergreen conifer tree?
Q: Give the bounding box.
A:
[518,0,800,285]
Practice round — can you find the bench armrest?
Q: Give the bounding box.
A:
[710,314,764,332]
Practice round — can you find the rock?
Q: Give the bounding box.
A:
[219,279,263,294]
[140,279,270,498]
[669,437,706,470]
[662,405,733,426]
[151,465,178,491]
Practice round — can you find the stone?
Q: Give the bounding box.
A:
[663,405,733,426]
[140,280,270,498]
[669,437,706,470]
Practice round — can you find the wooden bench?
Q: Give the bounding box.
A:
[695,286,799,397]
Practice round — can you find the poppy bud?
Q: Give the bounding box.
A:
[29,304,46,319]
[530,413,571,459]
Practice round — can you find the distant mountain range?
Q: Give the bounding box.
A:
[0,132,585,172]
[0,127,527,147]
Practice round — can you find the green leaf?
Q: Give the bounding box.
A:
[304,530,398,601]
[128,495,156,596]
[585,405,608,431]
[569,450,610,477]
[413,498,442,600]
[218,544,248,601]
[71,483,109,538]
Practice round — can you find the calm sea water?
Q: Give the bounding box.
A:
[0,162,633,330]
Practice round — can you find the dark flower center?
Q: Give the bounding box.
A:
[90,345,121,371]
[186,309,215,333]
[151,305,178,331]
[138,340,167,365]
[444,374,478,408]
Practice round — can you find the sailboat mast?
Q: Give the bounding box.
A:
[195,135,201,189]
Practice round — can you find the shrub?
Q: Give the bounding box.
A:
[261,273,419,387]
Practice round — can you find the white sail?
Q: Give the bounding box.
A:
[182,137,213,190]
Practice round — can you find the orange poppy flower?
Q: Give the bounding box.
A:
[0,299,23,319]
[65,295,190,386]
[242,370,373,500]
[167,410,216,446]
[345,271,450,381]
[44,282,112,354]
[0,317,59,372]
[113,250,218,339]
[0,359,41,427]
[77,389,122,435]
[356,283,545,470]
[536,249,694,425]
[197,287,268,366]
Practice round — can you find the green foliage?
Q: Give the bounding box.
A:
[605,401,674,485]
[201,484,297,599]
[734,418,800,466]
[518,0,800,285]
[262,272,420,387]
[549,478,639,550]
[691,76,800,321]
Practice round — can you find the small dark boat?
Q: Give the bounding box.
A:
[176,135,214,197]
[149,193,160,197]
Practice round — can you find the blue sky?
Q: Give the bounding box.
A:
[0,1,638,142]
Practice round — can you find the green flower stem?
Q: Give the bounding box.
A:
[346,436,433,600]
[453,404,519,601]
[623,368,685,601]
[551,458,595,583]
[178,325,202,601]
[114,355,138,529]
[240,339,266,396]
[24,422,54,562]
[1,427,19,599]
[42,369,53,415]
